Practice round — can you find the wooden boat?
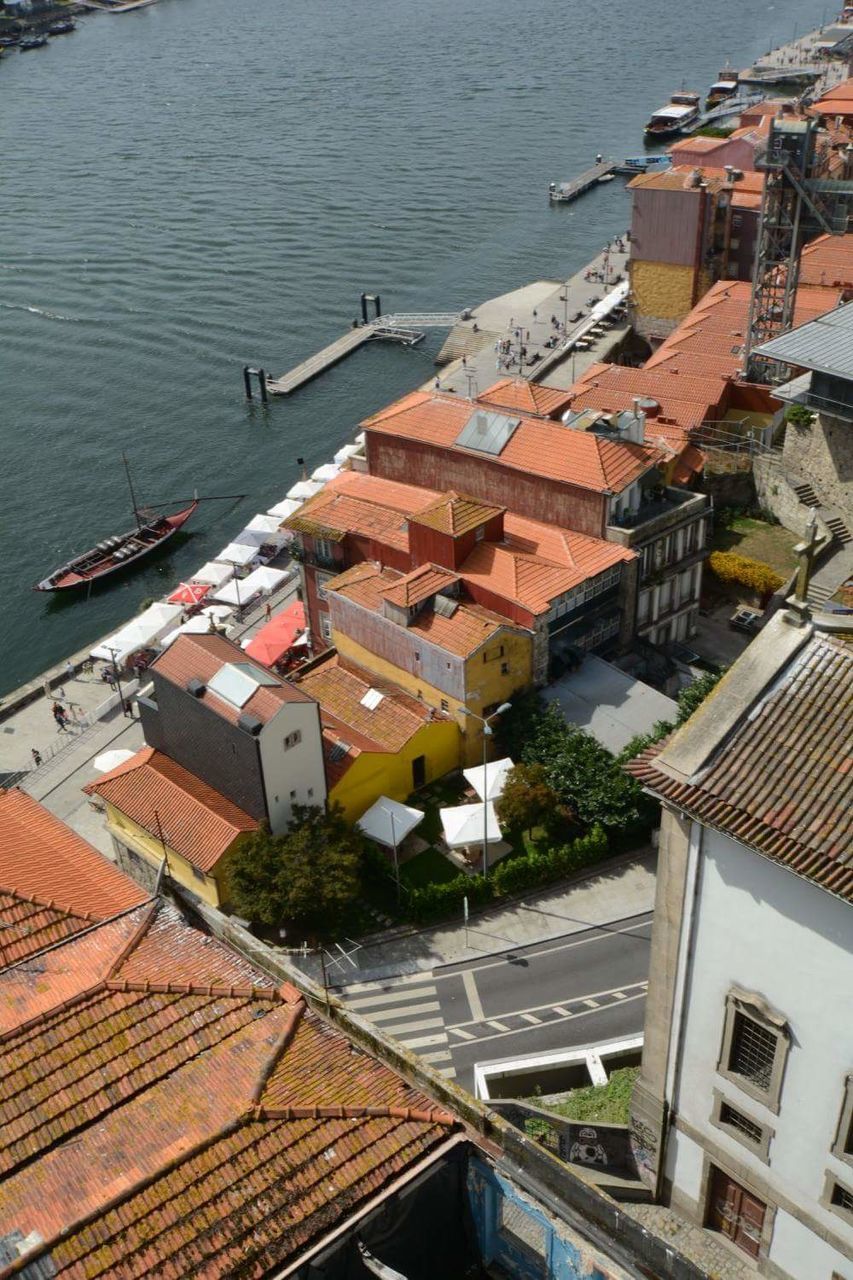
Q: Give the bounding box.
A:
[644,92,701,140]
[34,458,198,592]
[48,19,75,33]
[706,65,739,109]
[19,35,48,50]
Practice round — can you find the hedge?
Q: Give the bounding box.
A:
[708,550,784,598]
[405,826,609,924]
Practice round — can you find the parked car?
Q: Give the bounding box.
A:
[729,607,762,634]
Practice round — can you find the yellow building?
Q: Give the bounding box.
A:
[322,562,533,767]
[85,747,258,908]
[295,653,460,821]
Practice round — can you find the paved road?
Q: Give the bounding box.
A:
[333,910,652,1094]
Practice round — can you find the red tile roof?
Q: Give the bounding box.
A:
[85,747,258,872]
[363,392,662,494]
[298,654,438,755]
[628,629,853,902]
[381,563,460,607]
[411,491,504,536]
[152,631,315,725]
[798,232,853,290]
[477,378,575,418]
[0,790,146,970]
[627,165,729,192]
[0,897,457,1278]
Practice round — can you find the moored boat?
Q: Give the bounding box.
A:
[644,91,701,140]
[706,65,739,109]
[613,154,673,175]
[19,35,48,49]
[48,19,75,33]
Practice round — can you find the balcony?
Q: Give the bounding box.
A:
[774,371,853,424]
[606,487,710,547]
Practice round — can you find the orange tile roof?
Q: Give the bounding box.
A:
[325,468,442,511]
[152,631,315,725]
[813,76,853,108]
[628,165,729,192]
[0,790,146,970]
[0,896,456,1278]
[299,654,436,755]
[85,747,258,872]
[381,563,459,607]
[327,562,521,658]
[363,392,662,494]
[476,378,575,418]
[411,490,504,535]
[798,232,853,289]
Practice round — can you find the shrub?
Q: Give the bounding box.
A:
[708,550,784,598]
[490,826,608,896]
[407,872,492,925]
[785,404,814,429]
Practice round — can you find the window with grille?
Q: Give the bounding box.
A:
[720,1102,763,1145]
[498,1197,546,1259]
[832,1074,853,1164]
[729,1012,777,1091]
[831,1183,853,1213]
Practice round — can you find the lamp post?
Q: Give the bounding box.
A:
[378,803,401,902]
[105,646,126,716]
[460,702,511,877]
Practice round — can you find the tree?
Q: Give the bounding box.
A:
[495,763,565,837]
[675,667,725,724]
[226,804,366,935]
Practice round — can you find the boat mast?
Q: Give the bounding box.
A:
[123,453,143,528]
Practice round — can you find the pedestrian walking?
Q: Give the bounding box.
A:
[43,679,52,701]
[52,703,67,732]
[265,601,272,621]
[31,748,43,767]
[64,661,75,684]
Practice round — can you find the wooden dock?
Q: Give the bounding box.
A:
[549,159,616,204]
[264,312,460,397]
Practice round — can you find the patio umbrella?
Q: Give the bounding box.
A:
[167,581,210,607]
[200,604,234,622]
[311,463,341,484]
[267,497,301,520]
[93,748,136,774]
[440,801,501,849]
[244,601,306,666]
[463,757,514,802]
[286,478,323,502]
[357,797,423,848]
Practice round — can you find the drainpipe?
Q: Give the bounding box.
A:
[691,183,710,307]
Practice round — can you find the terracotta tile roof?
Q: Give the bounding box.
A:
[627,630,853,902]
[326,562,521,658]
[363,391,662,494]
[85,748,258,872]
[477,378,575,418]
[322,727,361,786]
[286,492,408,548]
[152,631,315,725]
[813,76,853,109]
[628,165,729,192]
[798,232,853,290]
[381,563,460,607]
[326,468,442,511]
[0,790,146,971]
[0,897,456,1278]
[298,654,436,754]
[411,491,504,536]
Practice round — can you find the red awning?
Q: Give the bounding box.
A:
[245,601,306,666]
[167,581,210,606]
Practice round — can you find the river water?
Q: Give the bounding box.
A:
[0,0,827,694]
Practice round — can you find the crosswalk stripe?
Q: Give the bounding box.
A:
[337,972,435,995]
[487,1020,510,1031]
[583,998,599,1009]
[449,1027,476,1041]
[381,1017,445,1037]
[520,1012,541,1024]
[438,1066,457,1079]
[367,1001,441,1023]
[403,1033,449,1049]
[347,987,436,1009]
[613,991,626,1000]
[553,1006,572,1016]
[421,1049,453,1065]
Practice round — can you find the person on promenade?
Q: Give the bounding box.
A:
[64,661,74,684]
[31,749,43,767]
[265,601,272,621]
[52,702,67,732]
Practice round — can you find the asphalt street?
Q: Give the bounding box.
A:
[334,910,652,1094]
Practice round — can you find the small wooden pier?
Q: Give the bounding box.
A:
[549,159,616,204]
[259,309,461,398]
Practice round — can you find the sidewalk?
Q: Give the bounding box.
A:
[299,849,657,988]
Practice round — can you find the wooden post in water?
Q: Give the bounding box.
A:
[243,365,254,400]
[258,368,268,404]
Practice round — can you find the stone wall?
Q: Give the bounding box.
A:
[781,412,853,523]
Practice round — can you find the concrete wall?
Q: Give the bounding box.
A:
[629,260,709,340]
[666,825,853,1276]
[781,411,853,524]
[103,802,223,907]
[258,700,327,834]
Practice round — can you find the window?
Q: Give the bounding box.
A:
[317,573,332,601]
[501,662,509,675]
[320,615,333,643]
[718,989,790,1112]
[289,789,297,800]
[440,698,449,712]
[475,525,485,541]
[711,1089,773,1160]
[822,1172,853,1227]
[191,865,206,884]
[832,1074,853,1166]
[284,730,302,750]
[307,787,314,799]
[498,1197,546,1261]
[315,537,334,561]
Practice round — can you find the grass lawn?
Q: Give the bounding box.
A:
[526,1066,640,1126]
[712,516,799,577]
[400,847,459,889]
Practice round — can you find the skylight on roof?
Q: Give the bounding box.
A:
[207,661,277,708]
[360,688,384,711]
[456,409,521,456]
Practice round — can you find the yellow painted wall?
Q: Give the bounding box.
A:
[330,719,461,822]
[333,627,533,767]
[102,801,238,908]
[631,259,710,325]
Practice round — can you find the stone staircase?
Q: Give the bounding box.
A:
[788,480,853,606]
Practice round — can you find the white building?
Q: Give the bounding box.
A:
[628,605,853,1279]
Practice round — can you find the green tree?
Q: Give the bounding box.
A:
[226,804,366,935]
[675,667,725,724]
[495,763,565,837]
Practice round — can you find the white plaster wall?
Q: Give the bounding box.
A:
[665,1128,704,1207]
[771,1207,853,1280]
[670,827,853,1266]
[260,702,327,834]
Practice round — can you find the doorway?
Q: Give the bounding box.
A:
[706,1165,767,1259]
[411,755,426,789]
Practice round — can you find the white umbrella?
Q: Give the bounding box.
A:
[267,497,301,520]
[216,541,258,568]
[286,478,323,502]
[191,561,234,588]
[162,617,222,648]
[440,801,501,849]
[201,604,235,622]
[463,757,515,802]
[93,748,136,774]
[334,443,362,465]
[312,463,341,484]
[357,797,423,848]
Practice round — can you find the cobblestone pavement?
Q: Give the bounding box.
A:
[624,1202,757,1279]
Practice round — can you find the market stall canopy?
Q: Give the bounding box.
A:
[91,602,183,664]
[200,604,235,622]
[357,797,424,848]
[244,601,306,665]
[463,757,514,802]
[440,801,501,849]
[236,515,287,548]
[211,565,291,606]
[167,581,210,607]
[266,498,301,520]
[311,463,341,484]
[191,561,234,588]
[334,443,362,465]
[92,748,136,773]
[162,616,228,648]
[286,478,323,502]
[216,541,259,568]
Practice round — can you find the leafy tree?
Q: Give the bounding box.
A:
[676,667,725,723]
[495,763,565,837]
[226,804,366,935]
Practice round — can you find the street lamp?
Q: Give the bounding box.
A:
[378,803,401,902]
[104,646,127,716]
[460,701,511,877]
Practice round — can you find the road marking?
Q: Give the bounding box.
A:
[447,979,648,1031]
[381,1016,445,1037]
[438,1066,457,1079]
[487,1020,510,1032]
[520,1013,542,1024]
[404,1032,449,1050]
[449,1027,476,1041]
[368,1001,441,1023]
[434,914,652,983]
[553,1006,572,1017]
[462,969,485,1022]
[613,991,626,1000]
[421,1049,453,1065]
[583,999,599,1009]
[447,990,647,1050]
[336,972,435,995]
[347,987,436,1009]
